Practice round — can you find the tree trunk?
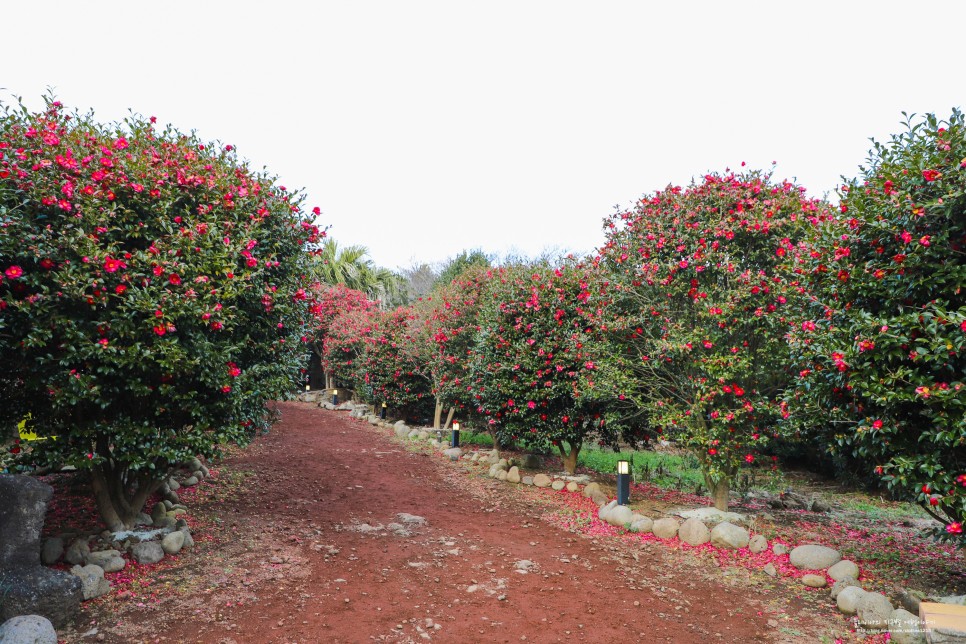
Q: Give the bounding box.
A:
[90,464,163,532]
[443,407,455,430]
[558,442,581,475]
[705,474,730,511]
[433,400,443,429]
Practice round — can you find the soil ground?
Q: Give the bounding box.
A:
[61,402,851,643]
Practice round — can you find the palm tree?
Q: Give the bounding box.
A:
[311,239,406,306]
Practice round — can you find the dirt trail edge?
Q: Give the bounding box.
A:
[69,402,834,643]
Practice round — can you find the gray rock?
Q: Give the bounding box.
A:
[167,478,181,491]
[629,517,653,534]
[69,564,111,600]
[162,499,174,510]
[533,474,552,488]
[888,608,925,644]
[394,424,410,438]
[589,491,609,507]
[763,563,777,577]
[675,507,746,525]
[598,500,618,522]
[443,447,462,461]
[652,518,680,540]
[161,531,186,555]
[566,481,580,492]
[191,469,205,481]
[396,513,427,526]
[182,476,199,487]
[134,513,153,527]
[129,541,165,565]
[522,476,534,486]
[828,559,860,582]
[857,592,894,631]
[488,462,507,478]
[898,589,926,615]
[748,535,768,554]
[772,543,789,556]
[0,476,83,627]
[155,517,177,530]
[40,537,64,565]
[0,615,58,644]
[583,482,603,498]
[606,505,635,528]
[63,537,90,566]
[150,502,167,525]
[837,586,868,615]
[506,467,521,484]
[677,518,711,546]
[789,544,841,570]
[86,549,122,569]
[710,522,749,549]
[938,594,966,606]
[496,470,508,481]
[550,480,566,491]
[179,528,195,549]
[407,429,421,439]
[520,454,542,469]
[164,490,180,504]
[801,573,827,588]
[830,577,860,600]
[483,450,501,465]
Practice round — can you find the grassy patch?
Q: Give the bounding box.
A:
[578,447,705,492]
[459,431,495,448]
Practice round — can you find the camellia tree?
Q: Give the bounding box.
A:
[787,111,966,539]
[0,99,320,530]
[469,261,643,473]
[599,169,828,509]
[406,266,489,429]
[307,283,377,390]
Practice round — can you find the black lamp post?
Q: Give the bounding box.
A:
[380,402,387,419]
[451,421,460,448]
[331,389,339,405]
[617,459,631,505]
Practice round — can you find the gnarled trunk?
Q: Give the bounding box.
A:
[90,464,163,532]
[558,441,581,475]
[704,472,731,511]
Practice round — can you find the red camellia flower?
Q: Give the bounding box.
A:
[744,454,754,463]
[168,273,182,285]
[922,169,941,182]
[103,256,124,273]
[872,419,883,429]
[227,362,241,378]
[929,496,940,506]
[4,265,23,279]
[221,385,231,393]
[947,523,963,535]
[708,448,717,456]
[115,284,127,294]
[153,325,166,336]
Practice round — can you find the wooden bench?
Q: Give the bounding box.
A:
[921,602,966,643]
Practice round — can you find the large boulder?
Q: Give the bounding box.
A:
[827,559,860,582]
[69,564,111,600]
[837,586,868,615]
[789,544,842,570]
[629,517,653,534]
[0,615,58,644]
[747,535,768,554]
[606,505,635,528]
[710,522,750,549]
[129,541,165,565]
[830,577,860,600]
[506,467,521,484]
[652,518,681,540]
[856,592,894,631]
[678,518,711,546]
[888,608,925,644]
[161,531,186,555]
[0,475,83,628]
[86,549,126,573]
[533,474,552,488]
[598,500,618,522]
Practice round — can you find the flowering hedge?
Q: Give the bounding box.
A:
[787,111,966,538]
[469,261,642,473]
[307,284,377,389]
[599,169,828,509]
[0,99,319,530]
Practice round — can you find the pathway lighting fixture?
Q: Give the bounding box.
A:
[451,421,461,448]
[617,459,631,506]
[331,389,339,405]
[380,402,387,420]
[305,384,310,392]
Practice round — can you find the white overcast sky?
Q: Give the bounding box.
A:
[3,1,963,271]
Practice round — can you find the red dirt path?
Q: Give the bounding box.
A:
[66,402,839,643]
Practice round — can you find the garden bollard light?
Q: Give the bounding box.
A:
[451,422,460,448]
[305,384,310,392]
[617,459,631,505]
[331,389,339,405]
[380,402,387,420]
